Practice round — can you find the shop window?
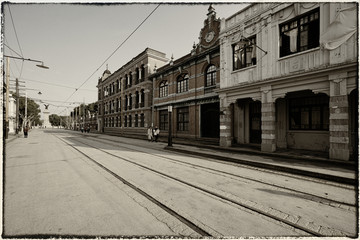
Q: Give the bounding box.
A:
[177,74,189,93]
[289,95,329,130]
[160,81,168,98]
[280,8,319,57]
[177,107,189,131]
[233,36,256,70]
[205,65,216,87]
[159,110,168,131]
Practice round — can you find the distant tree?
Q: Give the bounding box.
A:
[17,95,42,126]
[49,114,61,126]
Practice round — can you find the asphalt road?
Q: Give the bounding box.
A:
[3,128,357,238]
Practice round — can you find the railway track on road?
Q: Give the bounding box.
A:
[54,133,355,237]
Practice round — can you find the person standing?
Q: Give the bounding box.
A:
[147,126,153,142]
[153,126,160,142]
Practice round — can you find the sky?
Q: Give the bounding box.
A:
[3,1,248,117]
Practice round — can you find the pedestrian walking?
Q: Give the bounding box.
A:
[147,127,153,142]
[23,125,29,138]
[153,126,160,142]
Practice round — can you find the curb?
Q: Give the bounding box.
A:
[164,146,356,185]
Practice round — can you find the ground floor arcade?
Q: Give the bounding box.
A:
[218,68,358,161]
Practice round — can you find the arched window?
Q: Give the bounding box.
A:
[177,74,189,93]
[206,65,216,87]
[159,81,168,98]
[135,68,140,84]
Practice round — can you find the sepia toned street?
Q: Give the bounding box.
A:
[4,129,357,238]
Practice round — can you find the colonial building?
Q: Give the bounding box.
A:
[150,5,221,142]
[218,3,358,160]
[97,48,168,138]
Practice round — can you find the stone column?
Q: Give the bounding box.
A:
[329,73,350,160]
[261,86,276,152]
[219,96,233,147]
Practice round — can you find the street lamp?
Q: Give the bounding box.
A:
[5,55,49,136]
[4,55,50,69]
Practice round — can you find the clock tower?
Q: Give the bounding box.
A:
[193,4,221,54]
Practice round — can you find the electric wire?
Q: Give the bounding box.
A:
[56,3,162,114]
[7,4,24,58]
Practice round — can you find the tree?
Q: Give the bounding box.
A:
[49,114,61,126]
[17,95,42,126]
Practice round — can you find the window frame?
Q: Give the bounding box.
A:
[205,65,217,87]
[233,35,257,71]
[289,95,329,131]
[159,110,168,131]
[177,107,189,131]
[177,74,189,93]
[279,8,320,57]
[159,81,168,98]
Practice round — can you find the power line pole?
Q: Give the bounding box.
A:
[5,57,10,139]
[15,78,19,134]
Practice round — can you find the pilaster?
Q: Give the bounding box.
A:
[261,86,276,152]
[219,96,233,147]
[329,73,350,160]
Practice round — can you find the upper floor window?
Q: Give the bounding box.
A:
[233,36,256,71]
[280,8,319,57]
[159,81,168,98]
[205,65,217,87]
[177,74,189,93]
[140,65,145,81]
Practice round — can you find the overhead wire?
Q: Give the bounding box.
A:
[7,4,24,57]
[56,3,162,115]
[18,77,97,92]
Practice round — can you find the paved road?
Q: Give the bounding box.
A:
[3,129,357,238]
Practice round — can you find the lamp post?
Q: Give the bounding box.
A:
[5,55,49,135]
[168,105,172,147]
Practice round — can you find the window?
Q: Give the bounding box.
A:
[125,115,127,127]
[177,107,189,131]
[233,36,256,70]
[140,65,145,82]
[177,74,189,93]
[128,94,132,110]
[205,65,217,87]
[159,110,168,131]
[159,81,168,98]
[135,114,138,127]
[135,91,139,108]
[140,90,145,108]
[135,68,140,84]
[140,113,144,127]
[289,94,329,130]
[128,115,132,127]
[280,8,319,57]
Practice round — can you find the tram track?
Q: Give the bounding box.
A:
[75,133,355,209]
[54,133,355,237]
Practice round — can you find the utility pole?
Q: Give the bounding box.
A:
[15,78,19,134]
[5,57,10,138]
[25,92,28,127]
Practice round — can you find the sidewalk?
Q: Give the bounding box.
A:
[91,132,357,185]
[165,143,357,185]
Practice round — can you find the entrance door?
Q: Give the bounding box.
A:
[249,101,261,143]
[201,102,220,138]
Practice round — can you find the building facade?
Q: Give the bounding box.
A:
[97,48,168,138]
[218,3,358,160]
[150,5,221,142]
